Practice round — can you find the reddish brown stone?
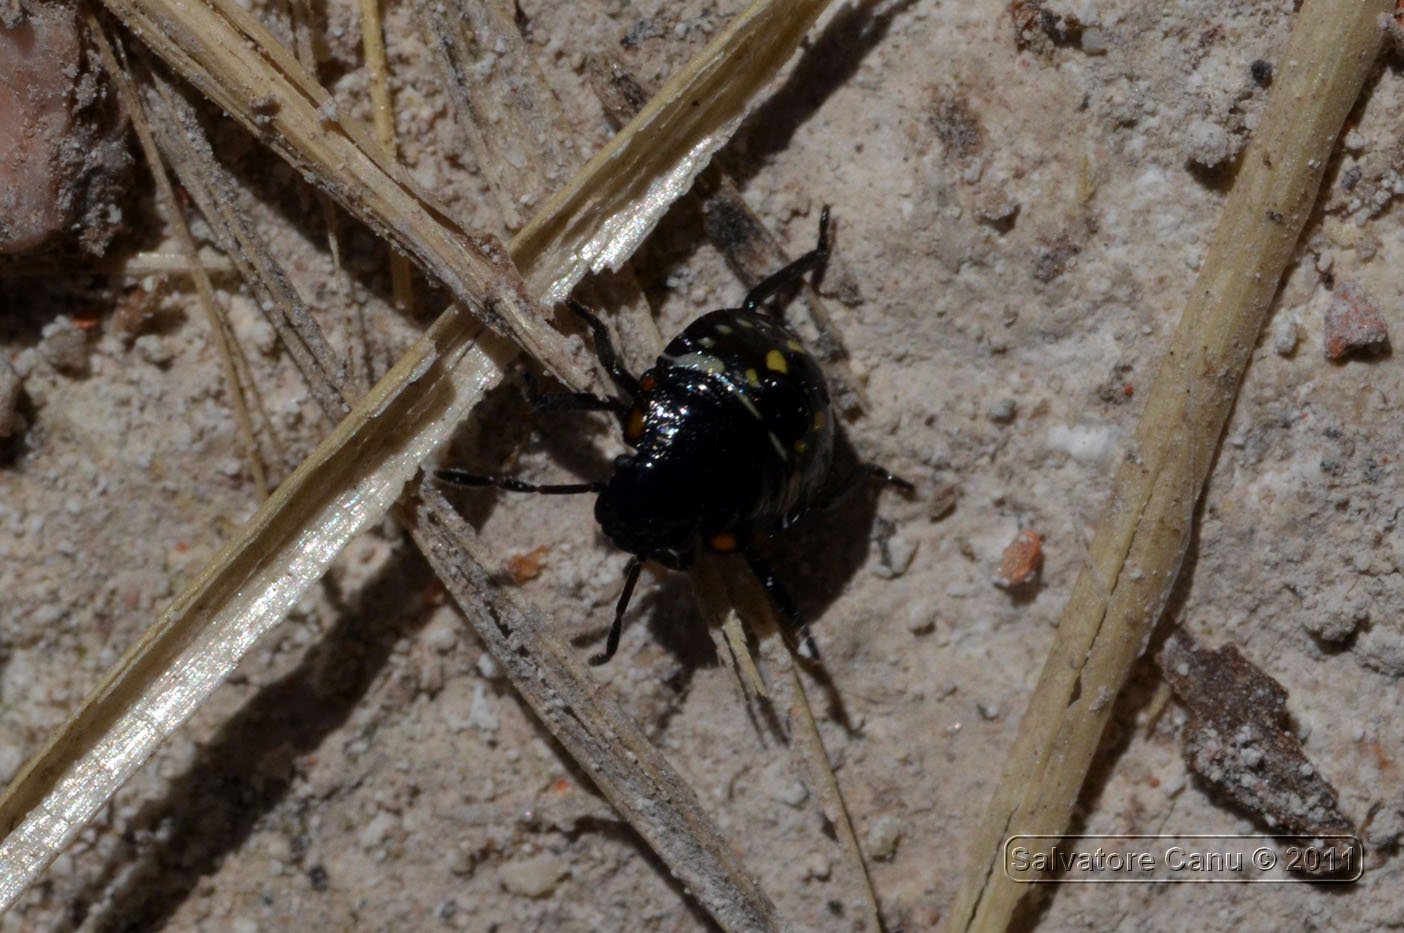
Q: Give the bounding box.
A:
[1324,282,1390,360]
[994,528,1043,589]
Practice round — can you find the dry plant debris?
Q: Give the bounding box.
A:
[1159,632,1360,874]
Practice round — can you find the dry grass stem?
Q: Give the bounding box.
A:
[140,60,354,419]
[355,0,414,312]
[945,1,1393,928]
[784,658,883,930]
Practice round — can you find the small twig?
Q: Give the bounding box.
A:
[139,56,354,420]
[282,0,366,391]
[91,18,272,499]
[417,0,666,374]
[356,0,414,313]
[784,656,884,931]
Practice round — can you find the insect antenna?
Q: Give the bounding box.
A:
[434,469,605,495]
[740,205,831,315]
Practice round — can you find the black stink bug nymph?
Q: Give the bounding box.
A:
[436,207,912,664]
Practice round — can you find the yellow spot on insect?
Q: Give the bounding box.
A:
[812,410,827,430]
[626,408,645,441]
[765,349,788,374]
[786,339,803,352]
[794,439,808,454]
[708,532,738,552]
[745,368,761,387]
[715,324,733,335]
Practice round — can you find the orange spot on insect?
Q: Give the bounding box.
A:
[708,532,738,552]
[640,374,657,392]
[626,407,645,441]
[72,314,101,331]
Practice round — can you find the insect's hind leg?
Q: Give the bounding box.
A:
[744,552,819,660]
[741,205,831,316]
[566,300,640,399]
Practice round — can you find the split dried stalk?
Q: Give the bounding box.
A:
[139,60,353,421]
[511,0,833,304]
[944,1,1392,929]
[417,0,579,234]
[417,0,666,370]
[0,0,836,926]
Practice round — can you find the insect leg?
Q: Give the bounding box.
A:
[744,552,819,660]
[434,469,606,495]
[817,462,916,515]
[566,300,641,399]
[522,367,627,417]
[740,205,831,316]
[590,555,644,665]
[856,462,915,494]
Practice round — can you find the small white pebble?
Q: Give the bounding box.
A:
[866,816,902,861]
[499,853,569,898]
[1272,318,1299,356]
[422,614,459,653]
[358,811,398,850]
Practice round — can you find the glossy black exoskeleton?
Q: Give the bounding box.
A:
[437,208,911,664]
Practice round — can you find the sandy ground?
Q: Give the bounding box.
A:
[2,0,1403,929]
